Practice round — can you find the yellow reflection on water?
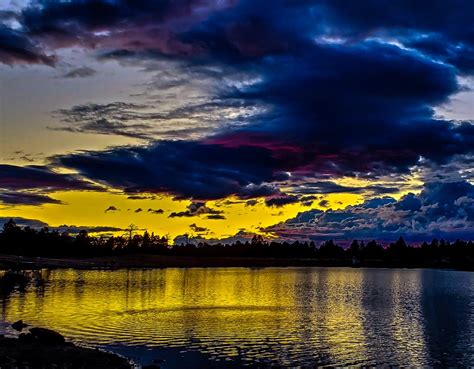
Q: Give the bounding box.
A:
[0,268,440,366]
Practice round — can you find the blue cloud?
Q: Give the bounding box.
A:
[267,181,474,242]
[0,25,56,66]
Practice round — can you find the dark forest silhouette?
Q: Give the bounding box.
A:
[0,220,473,269]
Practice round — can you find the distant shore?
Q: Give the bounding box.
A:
[0,253,471,271]
[0,253,328,269]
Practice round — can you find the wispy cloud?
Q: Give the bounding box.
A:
[61,66,96,78]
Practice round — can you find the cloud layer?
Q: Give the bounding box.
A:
[0,164,100,206]
[267,181,474,242]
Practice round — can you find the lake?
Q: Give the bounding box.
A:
[1,267,473,368]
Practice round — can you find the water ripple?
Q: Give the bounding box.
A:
[1,267,473,367]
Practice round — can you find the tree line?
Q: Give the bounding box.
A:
[0,220,473,269]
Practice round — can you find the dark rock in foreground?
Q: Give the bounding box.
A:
[0,326,132,369]
[28,327,66,345]
[11,320,28,332]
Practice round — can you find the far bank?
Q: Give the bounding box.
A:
[0,253,472,271]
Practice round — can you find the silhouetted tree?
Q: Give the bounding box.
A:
[0,220,472,269]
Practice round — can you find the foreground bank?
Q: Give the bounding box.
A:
[0,324,133,369]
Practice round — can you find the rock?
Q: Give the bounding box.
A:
[29,327,65,345]
[18,333,34,343]
[12,320,28,331]
[0,335,132,369]
[143,365,161,369]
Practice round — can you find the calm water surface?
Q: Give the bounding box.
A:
[1,267,473,368]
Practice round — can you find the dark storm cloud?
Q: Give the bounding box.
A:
[0,164,98,206]
[391,35,474,75]
[12,0,223,62]
[176,1,309,63]
[20,0,208,35]
[237,184,280,199]
[0,191,62,206]
[267,181,474,242]
[5,0,474,73]
[61,36,473,199]
[0,164,99,191]
[0,10,19,22]
[221,41,473,174]
[317,0,474,46]
[300,195,319,207]
[3,0,297,64]
[0,164,97,206]
[290,181,399,196]
[319,0,474,31]
[265,195,300,208]
[0,25,56,66]
[58,141,285,200]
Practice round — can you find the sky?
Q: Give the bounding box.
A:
[0,0,473,243]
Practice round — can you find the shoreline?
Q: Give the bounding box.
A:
[0,324,134,369]
[0,254,471,271]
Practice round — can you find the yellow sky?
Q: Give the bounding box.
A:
[0,189,366,240]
